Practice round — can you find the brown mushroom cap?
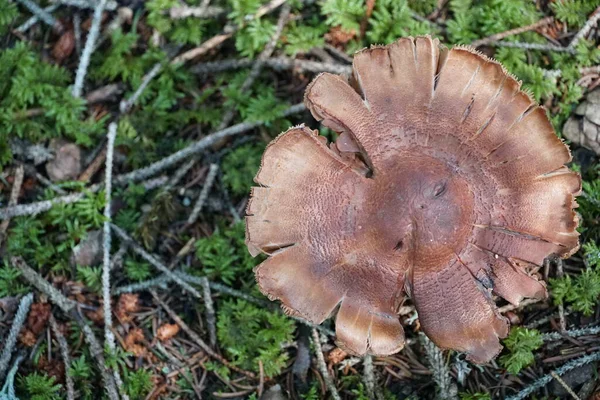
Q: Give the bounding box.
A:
[246,36,580,363]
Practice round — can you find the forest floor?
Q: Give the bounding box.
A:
[1,0,600,399]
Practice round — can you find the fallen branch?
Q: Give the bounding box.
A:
[191,57,352,76]
[492,41,576,53]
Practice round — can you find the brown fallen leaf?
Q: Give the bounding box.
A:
[52,29,75,63]
[19,329,38,347]
[327,347,348,365]
[27,303,51,335]
[115,293,140,323]
[156,323,180,342]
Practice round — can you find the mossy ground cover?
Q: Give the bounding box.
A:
[0,0,600,399]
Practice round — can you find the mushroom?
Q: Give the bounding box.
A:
[245,36,580,363]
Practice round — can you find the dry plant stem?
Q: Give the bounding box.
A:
[420,333,458,400]
[569,6,600,48]
[110,224,203,299]
[49,314,75,400]
[200,277,217,348]
[119,62,163,113]
[310,328,341,400]
[79,147,107,182]
[191,57,352,76]
[550,371,581,400]
[0,104,304,221]
[72,0,108,97]
[172,33,233,65]
[15,0,64,32]
[506,351,600,400]
[150,290,256,379]
[0,165,24,246]
[471,17,554,47]
[493,41,576,53]
[10,257,120,400]
[0,293,33,382]
[187,163,219,225]
[103,123,118,352]
[16,3,59,32]
[497,298,541,314]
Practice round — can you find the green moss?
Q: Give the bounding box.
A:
[216,298,295,376]
[499,327,543,374]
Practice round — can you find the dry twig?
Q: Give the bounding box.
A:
[0,293,33,382]
[311,328,341,400]
[72,0,109,97]
[569,6,600,48]
[200,277,217,348]
[0,165,24,246]
[471,17,554,47]
[110,224,203,299]
[49,314,75,400]
[150,290,256,379]
[186,163,219,226]
[15,0,64,32]
[103,123,118,351]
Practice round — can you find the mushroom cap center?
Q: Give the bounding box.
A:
[362,152,474,269]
